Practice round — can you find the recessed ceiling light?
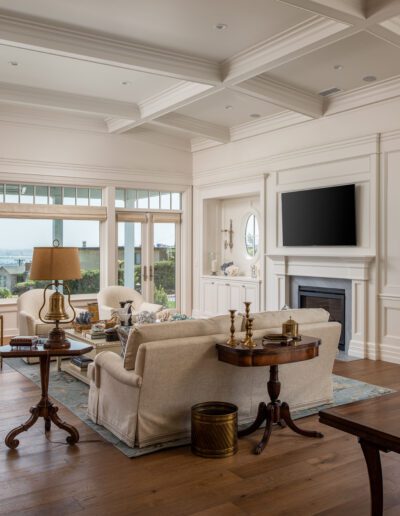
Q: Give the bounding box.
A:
[250,113,261,119]
[121,81,133,86]
[363,75,377,83]
[214,23,228,31]
[8,61,18,66]
[333,64,343,71]
[225,105,233,110]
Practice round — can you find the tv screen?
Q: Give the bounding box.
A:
[282,184,356,246]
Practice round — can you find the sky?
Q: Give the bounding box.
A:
[0,218,175,251]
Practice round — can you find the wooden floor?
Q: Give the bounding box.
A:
[1,359,400,516]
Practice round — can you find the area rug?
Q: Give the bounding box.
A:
[4,358,394,459]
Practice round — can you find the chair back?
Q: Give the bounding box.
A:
[97,286,144,312]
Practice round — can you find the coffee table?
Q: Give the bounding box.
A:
[319,393,400,516]
[0,340,92,449]
[60,329,121,384]
[216,336,323,454]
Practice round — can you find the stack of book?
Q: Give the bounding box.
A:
[70,356,93,370]
[85,328,106,340]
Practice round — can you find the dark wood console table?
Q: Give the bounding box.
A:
[0,340,92,449]
[216,336,323,454]
[320,393,400,516]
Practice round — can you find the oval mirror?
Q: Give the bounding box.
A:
[245,214,259,257]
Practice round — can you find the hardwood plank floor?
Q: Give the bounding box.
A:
[0,359,399,515]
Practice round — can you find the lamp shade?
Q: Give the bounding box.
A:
[30,247,82,281]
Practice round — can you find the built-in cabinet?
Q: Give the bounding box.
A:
[200,276,260,316]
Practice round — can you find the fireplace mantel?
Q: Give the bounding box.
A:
[268,254,375,358]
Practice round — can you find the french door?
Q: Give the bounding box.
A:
[117,212,180,309]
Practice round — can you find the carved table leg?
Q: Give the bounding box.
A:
[359,439,383,516]
[238,402,267,437]
[281,402,324,438]
[4,353,80,448]
[49,405,79,445]
[5,407,40,449]
[255,404,274,455]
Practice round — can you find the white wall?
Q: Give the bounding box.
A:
[192,97,400,363]
[0,117,192,335]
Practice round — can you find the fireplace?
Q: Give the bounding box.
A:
[298,286,346,351]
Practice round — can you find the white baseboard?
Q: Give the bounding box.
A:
[348,340,379,360]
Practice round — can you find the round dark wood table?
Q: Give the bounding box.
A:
[216,335,323,455]
[0,340,93,449]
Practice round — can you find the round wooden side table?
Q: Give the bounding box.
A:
[216,335,323,455]
[0,340,93,449]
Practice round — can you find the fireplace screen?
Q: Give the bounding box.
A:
[298,286,346,350]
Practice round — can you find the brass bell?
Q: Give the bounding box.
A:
[282,316,299,338]
[45,291,70,321]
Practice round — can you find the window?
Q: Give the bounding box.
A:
[0,218,100,298]
[245,214,259,257]
[0,183,102,206]
[115,188,182,210]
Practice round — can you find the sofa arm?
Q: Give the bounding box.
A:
[18,310,36,336]
[94,351,142,388]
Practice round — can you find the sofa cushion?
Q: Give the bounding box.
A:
[123,318,218,370]
[210,314,244,334]
[247,308,330,331]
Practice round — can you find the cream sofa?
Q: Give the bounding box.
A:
[88,308,341,449]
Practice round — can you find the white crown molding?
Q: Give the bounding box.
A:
[278,0,365,25]
[0,81,140,119]
[0,157,191,187]
[193,134,379,185]
[380,14,400,34]
[109,82,219,134]
[324,75,400,116]
[0,10,221,85]
[190,138,222,153]
[230,111,310,141]
[152,113,230,143]
[222,16,349,84]
[0,102,108,133]
[232,76,323,118]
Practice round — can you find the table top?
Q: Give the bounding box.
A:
[319,392,400,453]
[216,335,320,367]
[0,339,93,358]
[65,328,109,346]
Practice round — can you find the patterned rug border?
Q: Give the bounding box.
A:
[4,358,395,458]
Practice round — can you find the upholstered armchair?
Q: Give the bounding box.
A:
[97,286,163,320]
[17,288,76,337]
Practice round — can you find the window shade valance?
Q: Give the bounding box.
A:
[116,212,148,223]
[0,203,107,221]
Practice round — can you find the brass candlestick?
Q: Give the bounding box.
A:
[243,317,256,348]
[241,301,252,343]
[227,309,238,347]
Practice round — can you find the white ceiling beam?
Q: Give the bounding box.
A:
[107,82,220,134]
[0,82,140,119]
[151,113,230,143]
[278,0,365,25]
[366,0,400,21]
[0,10,221,85]
[232,76,323,118]
[222,16,350,85]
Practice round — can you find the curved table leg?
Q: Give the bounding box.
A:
[49,406,79,445]
[238,402,267,437]
[360,439,383,516]
[255,405,274,455]
[5,406,40,449]
[44,417,51,432]
[281,402,323,438]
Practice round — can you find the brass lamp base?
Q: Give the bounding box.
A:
[44,327,71,350]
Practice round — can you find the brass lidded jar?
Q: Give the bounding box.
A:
[282,316,299,338]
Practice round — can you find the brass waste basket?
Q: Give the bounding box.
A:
[191,401,238,458]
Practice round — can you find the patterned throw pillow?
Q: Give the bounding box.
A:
[116,325,131,358]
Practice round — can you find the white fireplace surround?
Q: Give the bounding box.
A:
[269,255,374,357]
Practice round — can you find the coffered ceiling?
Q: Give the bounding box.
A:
[0,0,400,148]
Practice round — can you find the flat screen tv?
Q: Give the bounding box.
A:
[282,184,356,246]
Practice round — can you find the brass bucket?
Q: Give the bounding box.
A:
[191,402,238,458]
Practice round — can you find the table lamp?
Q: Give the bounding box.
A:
[30,241,82,349]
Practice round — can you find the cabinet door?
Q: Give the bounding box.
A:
[229,283,242,312]
[217,282,230,314]
[241,283,260,312]
[202,280,217,316]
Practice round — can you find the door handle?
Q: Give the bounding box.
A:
[143,265,148,281]
[149,265,154,281]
